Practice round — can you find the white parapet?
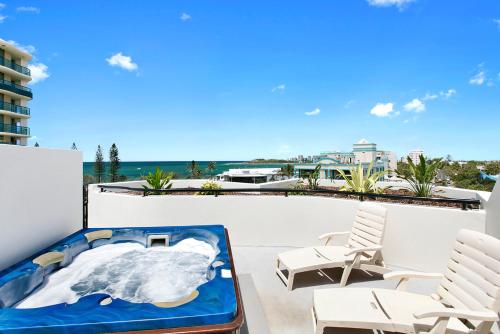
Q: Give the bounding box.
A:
[0,145,82,271]
[87,185,487,273]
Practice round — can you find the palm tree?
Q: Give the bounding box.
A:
[186,160,202,179]
[397,155,443,197]
[206,161,217,179]
[279,164,295,178]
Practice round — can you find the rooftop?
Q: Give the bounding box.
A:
[0,145,499,334]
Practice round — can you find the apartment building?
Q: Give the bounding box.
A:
[0,39,32,146]
[407,149,424,164]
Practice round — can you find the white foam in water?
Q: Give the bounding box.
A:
[17,238,216,309]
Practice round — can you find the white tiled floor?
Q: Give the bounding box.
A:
[232,246,440,334]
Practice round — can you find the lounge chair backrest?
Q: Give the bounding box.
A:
[346,202,388,250]
[437,229,500,316]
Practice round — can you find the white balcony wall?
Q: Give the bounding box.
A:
[485,182,500,239]
[88,186,486,273]
[0,146,82,271]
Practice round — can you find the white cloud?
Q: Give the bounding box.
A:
[0,14,6,23]
[106,52,138,71]
[422,93,438,101]
[404,98,425,113]
[344,99,356,108]
[370,102,395,117]
[271,84,285,93]
[28,63,49,84]
[494,19,500,30]
[6,40,36,53]
[180,12,191,21]
[0,3,5,9]
[366,0,414,10]
[469,70,486,85]
[16,6,40,13]
[440,89,456,99]
[305,108,321,116]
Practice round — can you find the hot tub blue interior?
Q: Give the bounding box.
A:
[0,225,237,333]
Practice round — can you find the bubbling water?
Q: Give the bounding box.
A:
[17,238,216,309]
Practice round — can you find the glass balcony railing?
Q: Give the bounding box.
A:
[0,79,33,98]
[0,56,31,76]
[0,123,30,135]
[0,101,30,116]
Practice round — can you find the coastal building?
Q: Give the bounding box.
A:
[216,168,286,184]
[294,139,397,179]
[407,149,424,164]
[0,39,32,146]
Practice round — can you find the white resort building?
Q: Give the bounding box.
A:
[216,167,286,184]
[295,139,397,179]
[0,39,32,146]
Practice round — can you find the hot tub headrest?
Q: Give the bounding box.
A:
[32,252,65,267]
[84,230,113,243]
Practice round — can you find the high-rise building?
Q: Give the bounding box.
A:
[0,39,32,146]
[408,149,424,164]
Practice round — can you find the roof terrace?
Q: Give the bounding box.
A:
[0,145,499,334]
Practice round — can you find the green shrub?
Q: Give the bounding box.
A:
[142,167,174,195]
[289,180,307,195]
[397,155,442,197]
[337,162,387,193]
[196,181,222,195]
[306,164,321,189]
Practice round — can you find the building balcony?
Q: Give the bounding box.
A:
[0,101,30,117]
[0,56,31,77]
[0,79,33,99]
[0,123,30,136]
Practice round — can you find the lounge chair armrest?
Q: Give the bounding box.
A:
[384,271,443,281]
[318,231,350,245]
[385,271,443,291]
[344,245,382,256]
[414,309,499,322]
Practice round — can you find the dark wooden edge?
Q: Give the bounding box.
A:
[116,228,244,334]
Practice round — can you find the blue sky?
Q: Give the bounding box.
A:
[1,0,499,161]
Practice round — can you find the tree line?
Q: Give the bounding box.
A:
[83,143,122,184]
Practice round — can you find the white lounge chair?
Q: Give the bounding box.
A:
[276,202,389,290]
[312,229,500,334]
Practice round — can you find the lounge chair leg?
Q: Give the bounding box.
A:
[311,307,324,334]
[340,264,353,287]
[288,271,295,291]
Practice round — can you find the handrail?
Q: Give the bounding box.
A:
[0,123,30,135]
[0,56,31,76]
[0,79,33,98]
[0,101,30,115]
[96,185,481,210]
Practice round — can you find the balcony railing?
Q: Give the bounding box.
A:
[97,185,482,210]
[0,56,31,76]
[0,123,30,135]
[0,101,30,116]
[0,79,33,99]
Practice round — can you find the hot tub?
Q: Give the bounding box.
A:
[0,225,242,333]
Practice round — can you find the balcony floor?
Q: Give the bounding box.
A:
[233,246,445,334]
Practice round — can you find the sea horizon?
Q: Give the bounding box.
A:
[83,160,286,180]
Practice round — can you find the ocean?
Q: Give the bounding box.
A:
[82,161,286,180]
